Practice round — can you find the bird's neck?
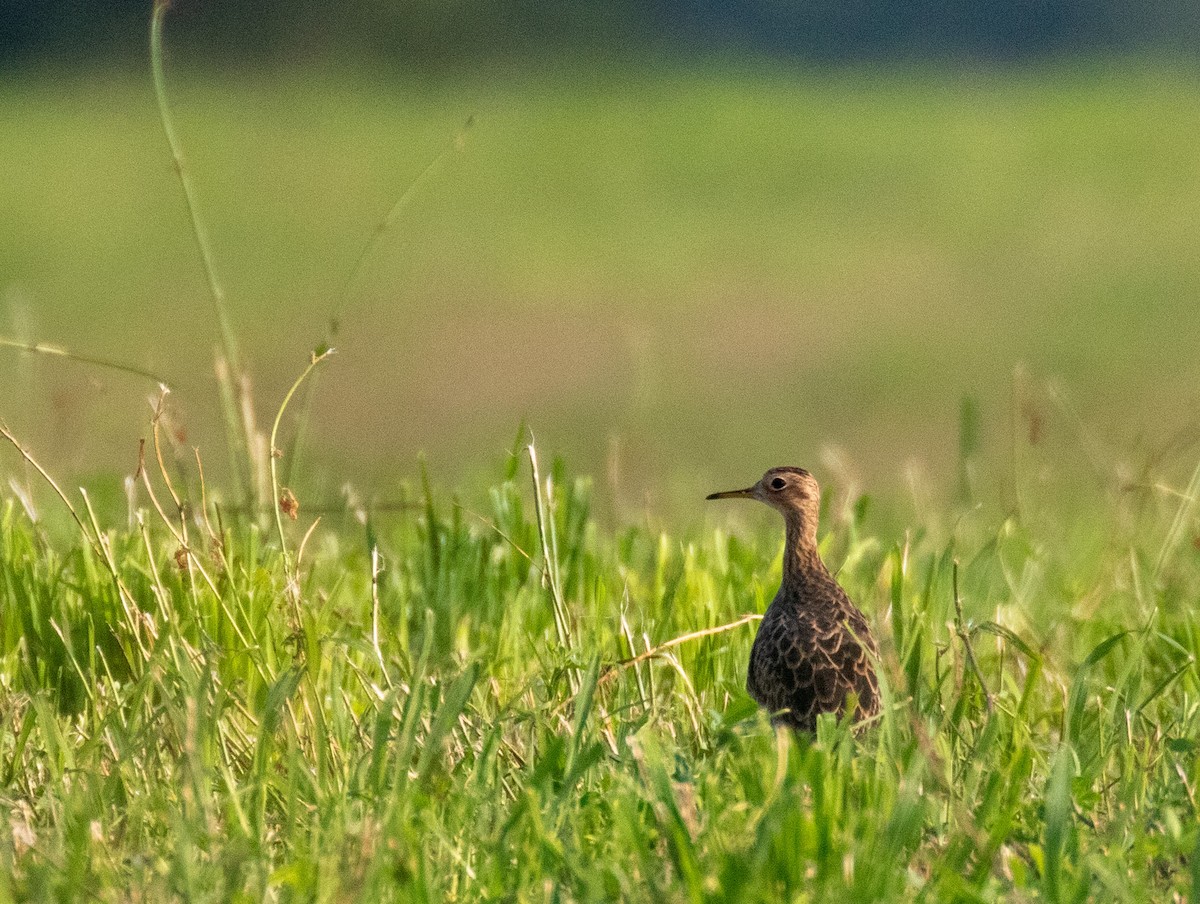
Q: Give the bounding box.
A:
[781,515,829,590]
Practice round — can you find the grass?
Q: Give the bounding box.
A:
[1,422,1198,901]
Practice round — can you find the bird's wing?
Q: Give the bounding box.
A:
[750,606,878,728]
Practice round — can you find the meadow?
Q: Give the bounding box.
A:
[4,60,1200,500]
[1,419,1199,901]
[3,43,1200,902]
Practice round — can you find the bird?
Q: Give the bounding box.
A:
[707,467,879,732]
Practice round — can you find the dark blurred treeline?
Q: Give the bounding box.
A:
[5,0,1200,65]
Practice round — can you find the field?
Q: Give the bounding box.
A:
[3,54,1200,901]
[1,428,1199,901]
[4,62,1200,502]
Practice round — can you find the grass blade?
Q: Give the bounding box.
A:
[1042,744,1076,903]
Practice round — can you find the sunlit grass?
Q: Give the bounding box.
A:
[1,428,1198,901]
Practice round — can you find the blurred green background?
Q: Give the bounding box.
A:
[4,1,1200,510]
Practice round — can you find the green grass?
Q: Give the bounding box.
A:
[1,430,1198,901]
[4,61,1200,496]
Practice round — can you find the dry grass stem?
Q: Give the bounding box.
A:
[599,612,763,686]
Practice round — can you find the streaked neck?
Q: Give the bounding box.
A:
[782,514,826,590]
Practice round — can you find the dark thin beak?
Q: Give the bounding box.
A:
[706,486,756,501]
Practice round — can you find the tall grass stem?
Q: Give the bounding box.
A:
[269,349,334,596]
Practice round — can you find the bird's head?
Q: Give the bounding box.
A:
[706,466,821,533]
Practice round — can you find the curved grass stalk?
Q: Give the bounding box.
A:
[150,0,239,372]
[0,424,152,654]
[0,423,95,547]
[0,337,170,387]
[598,612,763,686]
[328,115,475,340]
[151,1,258,505]
[1155,454,1200,581]
[269,348,335,598]
[283,116,474,486]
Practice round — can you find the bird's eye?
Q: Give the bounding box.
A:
[770,477,787,490]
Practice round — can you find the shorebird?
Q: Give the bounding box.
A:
[707,467,879,732]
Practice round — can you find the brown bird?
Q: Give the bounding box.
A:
[707,467,879,732]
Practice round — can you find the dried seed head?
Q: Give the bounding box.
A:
[279,488,299,521]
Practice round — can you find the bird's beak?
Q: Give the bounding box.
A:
[706,486,756,501]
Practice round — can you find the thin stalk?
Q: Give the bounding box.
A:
[270,349,335,596]
[295,516,322,570]
[284,115,474,486]
[370,545,393,689]
[528,438,578,697]
[81,489,153,660]
[150,0,239,373]
[599,612,763,686]
[528,442,570,644]
[136,444,235,624]
[953,559,993,713]
[1154,453,1200,581]
[0,337,169,387]
[151,1,254,505]
[0,422,96,549]
[329,115,475,340]
[618,584,649,705]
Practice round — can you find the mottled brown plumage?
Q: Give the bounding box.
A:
[707,467,879,732]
